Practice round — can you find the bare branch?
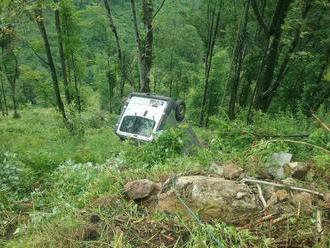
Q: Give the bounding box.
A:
[152,0,166,21]
[22,39,49,66]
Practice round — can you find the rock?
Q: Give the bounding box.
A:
[292,192,312,208]
[124,179,159,200]
[223,164,243,180]
[263,186,276,201]
[272,152,293,165]
[267,152,292,179]
[236,192,248,199]
[157,176,257,222]
[210,162,224,176]
[266,189,289,206]
[281,177,297,186]
[275,189,289,202]
[283,162,309,180]
[323,192,330,203]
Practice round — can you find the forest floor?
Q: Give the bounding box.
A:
[0,108,329,247]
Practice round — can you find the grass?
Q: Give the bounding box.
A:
[0,107,329,247]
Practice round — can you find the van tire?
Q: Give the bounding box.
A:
[175,100,186,122]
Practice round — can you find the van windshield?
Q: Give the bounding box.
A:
[119,116,155,137]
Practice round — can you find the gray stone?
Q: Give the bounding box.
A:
[124,179,158,200]
[267,152,293,179]
[210,162,224,176]
[283,162,309,180]
[157,176,257,221]
[272,152,293,166]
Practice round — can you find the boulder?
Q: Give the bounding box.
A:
[223,164,243,180]
[124,179,159,200]
[157,176,257,222]
[283,162,309,180]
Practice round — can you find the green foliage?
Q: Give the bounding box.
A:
[0,152,32,211]
[124,127,185,167]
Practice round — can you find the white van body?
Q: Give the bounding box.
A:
[116,94,170,141]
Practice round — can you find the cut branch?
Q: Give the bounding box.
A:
[256,184,267,209]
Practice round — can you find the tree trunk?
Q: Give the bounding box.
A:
[142,0,153,93]
[71,52,81,112]
[262,2,311,110]
[106,56,115,113]
[199,1,221,127]
[228,0,250,120]
[8,53,19,118]
[1,42,19,118]
[0,73,8,116]
[130,0,146,92]
[34,8,68,123]
[304,49,330,115]
[54,0,71,105]
[253,0,293,112]
[0,73,4,116]
[103,0,125,97]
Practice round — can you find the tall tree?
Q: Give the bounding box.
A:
[0,67,8,116]
[251,0,293,111]
[130,0,153,93]
[264,0,312,108]
[103,0,125,98]
[33,6,68,124]
[228,0,250,119]
[54,0,72,104]
[199,0,222,127]
[0,24,20,118]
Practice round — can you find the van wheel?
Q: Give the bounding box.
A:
[175,100,186,122]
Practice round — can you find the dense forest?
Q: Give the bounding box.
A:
[0,0,329,247]
[0,0,328,124]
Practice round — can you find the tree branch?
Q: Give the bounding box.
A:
[251,0,268,34]
[152,0,166,21]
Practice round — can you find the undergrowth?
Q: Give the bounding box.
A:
[0,107,329,247]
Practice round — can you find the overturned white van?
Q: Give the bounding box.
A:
[115,93,186,142]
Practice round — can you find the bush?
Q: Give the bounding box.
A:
[0,152,33,211]
[123,127,185,167]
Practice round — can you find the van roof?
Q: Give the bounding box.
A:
[129,92,174,103]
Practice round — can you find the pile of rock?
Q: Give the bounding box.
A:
[123,153,329,222]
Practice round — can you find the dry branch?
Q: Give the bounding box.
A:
[256,184,267,209]
[312,113,330,132]
[271,213,294,225]
[316,209,323,234]
[241,178,324,198]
